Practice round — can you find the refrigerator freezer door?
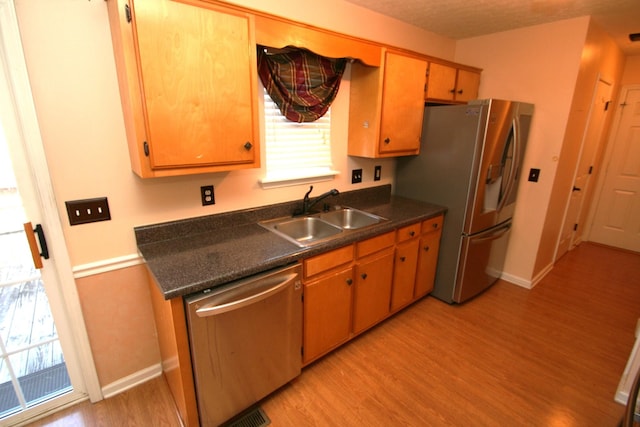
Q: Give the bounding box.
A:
[466,100,516,234]
[454,221,512,303]
[467,99,533,233]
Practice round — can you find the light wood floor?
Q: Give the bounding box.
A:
[26,242,640,426]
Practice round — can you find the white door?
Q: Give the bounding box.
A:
[556,78,613,258]
[0,1,100,425]
[588,86,640,252]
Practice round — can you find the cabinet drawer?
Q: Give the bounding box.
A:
[397,223,420,243]
[304,245,354,279]
[356,231,395,259]
[422,215,443,235]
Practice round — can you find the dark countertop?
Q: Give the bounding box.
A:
[135,185,446,299]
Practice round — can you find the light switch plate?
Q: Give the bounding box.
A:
[65,197,111,226]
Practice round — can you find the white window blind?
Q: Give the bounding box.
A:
[261,89,337,186]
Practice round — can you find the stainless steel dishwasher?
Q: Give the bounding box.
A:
[185,263,302,426]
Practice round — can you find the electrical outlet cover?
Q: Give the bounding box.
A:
[201,185,215,206]
[352,169,363,184]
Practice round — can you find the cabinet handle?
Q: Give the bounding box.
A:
[400,256,406,262]
[243,141,253,151]
[361,273,367,280]
[458,89,464,94]
[433,223,439,229]
[409,230,415,237]
[449,88,456,94]
[384,137,391,144]
[346,278,353,286]
[423,245,430,252]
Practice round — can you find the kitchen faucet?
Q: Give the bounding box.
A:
[295,186,340,216]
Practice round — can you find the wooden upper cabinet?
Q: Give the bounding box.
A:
[107,0,260,178]
[425,61,481,104]
[348,50,427,158]
[455,69,481,102]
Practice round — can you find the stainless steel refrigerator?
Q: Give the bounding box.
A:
[395,99,533,303]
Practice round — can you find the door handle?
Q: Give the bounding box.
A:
[195,272,298,317]
[23,222,49,269]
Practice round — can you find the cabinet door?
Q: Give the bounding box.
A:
[425,62,457,102]
[303,267,353,364]
[378,51,427,155]
[353,251,394,334]
[415,216,443,298]
[414,231,442,298]
[134,0,257,169]
[391,238,419,312]
[455,69,480,102]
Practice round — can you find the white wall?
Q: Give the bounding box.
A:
[455,17,590,284]
[15,0,453,267]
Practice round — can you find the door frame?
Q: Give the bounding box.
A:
[0,0,101,415]
[585,84,640,249]
[554,76,613,260]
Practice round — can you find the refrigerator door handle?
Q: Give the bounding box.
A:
[497,117,520,212]
[471,222,512,243]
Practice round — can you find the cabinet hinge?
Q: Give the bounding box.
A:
[573,223,578,231]
[124,4,132,23]
[143,141,149,157]
[588,166,593,174]
[301,346,304,357]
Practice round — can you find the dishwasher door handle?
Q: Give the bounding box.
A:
[195,272,299,317]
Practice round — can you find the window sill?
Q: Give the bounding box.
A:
[260,169,339,189]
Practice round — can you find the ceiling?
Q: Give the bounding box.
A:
[343,0,640,55]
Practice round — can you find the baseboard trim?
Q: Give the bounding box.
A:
[500,272,533,289]
[500,262,554,290]
[72,253,144,278]
[530,263,554,288]
[101,363,163,399]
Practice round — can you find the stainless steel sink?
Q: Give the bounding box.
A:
[261,216,342,247]
[320,208,385,229]
[259,207,387,247]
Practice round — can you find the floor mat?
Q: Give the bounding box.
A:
[0,362,71,416]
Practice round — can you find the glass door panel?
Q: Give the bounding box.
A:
[0,122,71,420]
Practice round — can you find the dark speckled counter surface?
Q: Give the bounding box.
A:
[135,185,446,299]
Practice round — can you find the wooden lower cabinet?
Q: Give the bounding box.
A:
[353,248,394,334]
[301,215,443,365]
[391,238,420,312]
[415,215,444,298]
[147,271,199,427]
[303,266,354,364]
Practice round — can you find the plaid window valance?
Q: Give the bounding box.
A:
[257,46,347,123]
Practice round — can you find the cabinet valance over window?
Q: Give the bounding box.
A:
[257,46,347,123]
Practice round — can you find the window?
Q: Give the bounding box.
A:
[260,88,338,187]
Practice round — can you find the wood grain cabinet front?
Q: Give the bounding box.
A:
[107,0,260,178]
[353,232,395,333]
[414,215,444,298]
[425,61,481,104]
[390,222,421,312]
[302,266,354,365]
[348,50,428,158]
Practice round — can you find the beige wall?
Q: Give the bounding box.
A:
[75,265,160,386]
[621,55,640,85]
[455,17,589,284]
[15,0,629,390]
[14,0,454,389]
[534,21,624,276]
[455,17,625,285]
